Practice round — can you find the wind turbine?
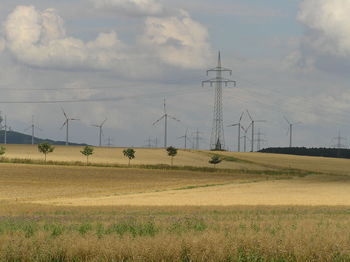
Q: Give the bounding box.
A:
[284,116,301,148]
[227,112,244,152]
[178,128,190,149]
[240,125,250,152]
[153,99,180,148]
[24,115,42,145]
[60,108,79,146]
[92,118,107,147]
[246,110,266,152]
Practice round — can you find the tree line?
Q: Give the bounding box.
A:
[259,147,350,159]
[0,143,224,167]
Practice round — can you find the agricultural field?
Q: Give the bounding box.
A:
[1,145,350,261]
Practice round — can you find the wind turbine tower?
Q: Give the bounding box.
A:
[284,116,301,148]
[240,125,250,152]
[153,99,180,148]
[60,108,79,146]
[202,52,236,150]
[246,110,266,152]
[227,112,244,152]
[92,118,107,147]
[25,116,41,145]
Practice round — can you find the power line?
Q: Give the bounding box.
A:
[0,88,210,104]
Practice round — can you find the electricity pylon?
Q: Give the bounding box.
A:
[202,51,236,150]
[60,108,79,146]
[284,116,301,148]
[178,128,190,149]
[153,99,180,148]
[24,115,42,145]
[256,129,267,151]
[246,110,266,152]
[106,137,114,147]
[192,129,203,150]
[332,131,347,149]
[92,118,107,147]
[1,115,8,145]
[227,112,244,152]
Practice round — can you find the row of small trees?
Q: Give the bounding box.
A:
[122,146,178,166]
[0,143,223,167]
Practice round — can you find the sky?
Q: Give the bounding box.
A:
[0,0,350,150]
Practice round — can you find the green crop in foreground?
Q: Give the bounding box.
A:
[0,206,350,261]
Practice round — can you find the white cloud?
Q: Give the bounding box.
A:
[0,38,5,52]
[90,0,164,16]
[298,0,350,57]
[141,10,212,69]
[292,0,350,71]
[3,5,125,70]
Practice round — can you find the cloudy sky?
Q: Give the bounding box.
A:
[0,0,350,150]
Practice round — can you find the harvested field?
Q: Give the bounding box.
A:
[1,144,267,170]
[0,163,277,202]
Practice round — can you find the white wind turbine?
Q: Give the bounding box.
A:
[92,118,107,147]
[60,108,79,146]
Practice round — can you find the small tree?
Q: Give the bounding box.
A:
[123,148,135,166]
[166,146,178,166]
[38,142,54,163]
[209,155,222,168]
[81,146,94,165]
[0,146,5,157]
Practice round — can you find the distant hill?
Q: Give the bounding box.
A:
[259,147,350,159]
[0,130,87,146]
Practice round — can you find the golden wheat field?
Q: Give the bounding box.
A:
[1,144,266,169]
[1,145,350,261]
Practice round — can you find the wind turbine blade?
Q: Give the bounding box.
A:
[246,110,253,121]
[152,115,165,126]
[60,121,67,130]
[283,116,291,125]
[36,126,42,131]
[61,107,68,119]
[239,112,244,122]
[101,118,107,126]
[92,124,100,128]
[169,115,180,122]
[70,118,80,121]
[227,123,239,127]
[247,122,252,130]
[294,121,302,125]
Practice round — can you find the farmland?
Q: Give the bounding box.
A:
[1,145,350,261]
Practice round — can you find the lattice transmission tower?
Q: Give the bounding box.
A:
[202,52,236,150]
